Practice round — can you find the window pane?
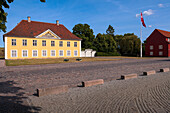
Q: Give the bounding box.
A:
[51,41,55,46]
[33,50,38,57]
[12,39,16,46]
[74,50,78,56]
[23,40,27,46]
[42,40,46,46]
[74,42,77,47]
[12,50,17,57]
[67,42,70,47]
[33,40,37,46]
[23,50,28,57]
[42,50,47,56]
[59,50,63,56]
[51,50,56,56]
[67,50,71,56]
[59,41,63,47]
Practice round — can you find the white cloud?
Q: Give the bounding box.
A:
[158,4,164,7]
[136,14,140,17]
[148,25,152,28]
[143,9,154,16]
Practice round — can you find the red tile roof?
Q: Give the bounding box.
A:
[156,29,170,38]
[3,20,81,40]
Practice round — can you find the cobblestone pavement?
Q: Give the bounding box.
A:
[29,71,170,113]
[0,57,170,112]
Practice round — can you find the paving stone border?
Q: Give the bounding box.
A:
[37,85,68,97]
[121,73,137,80]
[160,68,169,72]
[82,79,104,87]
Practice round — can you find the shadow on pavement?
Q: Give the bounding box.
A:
[0,81,41,113]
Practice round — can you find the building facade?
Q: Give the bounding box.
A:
[3,17,81,59]
[145,29,170,57]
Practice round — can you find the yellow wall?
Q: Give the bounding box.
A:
[6,37,81,59]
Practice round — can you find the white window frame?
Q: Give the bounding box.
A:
[150,52,153,56]
[67,50,71,56]
[74,42,77,47]
[33,40,37,46]
[159,51,163,56]
[42,50,47,57]
[11,39,16,46]
[22,50,28,57]
[74,50,78,56]
[59,41,63,47]
[51,50,56,56]
[67,42,70,47]
[32,50,38,57]
[150,45,153,50]
[159,45,163,49]
[42,40,46,46]
[59,50,64,56]
[11,50,17,57]
[22,39,27,46]
[51,41,55,47]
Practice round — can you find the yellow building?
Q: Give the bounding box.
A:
[3,17,81,59]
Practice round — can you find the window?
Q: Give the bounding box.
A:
[51,41,55,46]
[67,42,70,47]
[42,40,46,46]
[12,39,16,46]
[11,50,17,57]
[159,45,163,49]
[168,38,170,42]
[74,50,78,56]
[59,50,64,56]
[74,42,77,47]
[150,52,153,56]
[51,50,56,56]
[67,50,71,56]
[22,50,28,57]
[42,50,47,57]
[22,39,27,46]
[159,51,163,56]
[150,45,153,50]
[59,41,63,47]
[32,50,38,57]
[33,40,37,46]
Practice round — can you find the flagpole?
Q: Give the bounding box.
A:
[140,20,142,58]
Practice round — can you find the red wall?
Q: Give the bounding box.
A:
[145,29,168,57]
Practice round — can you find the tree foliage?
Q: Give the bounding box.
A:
[0,0,45,32]
[73,24,141,56]
[106,25,115,37]
[119,33,141,56]
[72,24,95,50]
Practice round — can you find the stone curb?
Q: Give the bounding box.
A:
[143,70,156,76]
[82,79,104,87]
[121,73,137,80]
[160,68,169,72]
[37,85,68,97]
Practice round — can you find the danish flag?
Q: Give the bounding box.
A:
[141,12,146,27]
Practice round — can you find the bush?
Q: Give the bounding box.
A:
[96,52,120,56]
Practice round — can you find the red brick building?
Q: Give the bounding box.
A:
[145,29,170,57]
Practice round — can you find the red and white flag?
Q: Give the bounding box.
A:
[141,12,146,27]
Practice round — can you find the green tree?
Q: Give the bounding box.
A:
[119,33,141,56]
[72,24,95,49]
[0,0,45,32]
[95,33,117,53]
[106,25,115,37]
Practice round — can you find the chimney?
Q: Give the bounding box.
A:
[27,16,31,22]
[56,20,59,26]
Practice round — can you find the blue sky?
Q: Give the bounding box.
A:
[0,0,170,47]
